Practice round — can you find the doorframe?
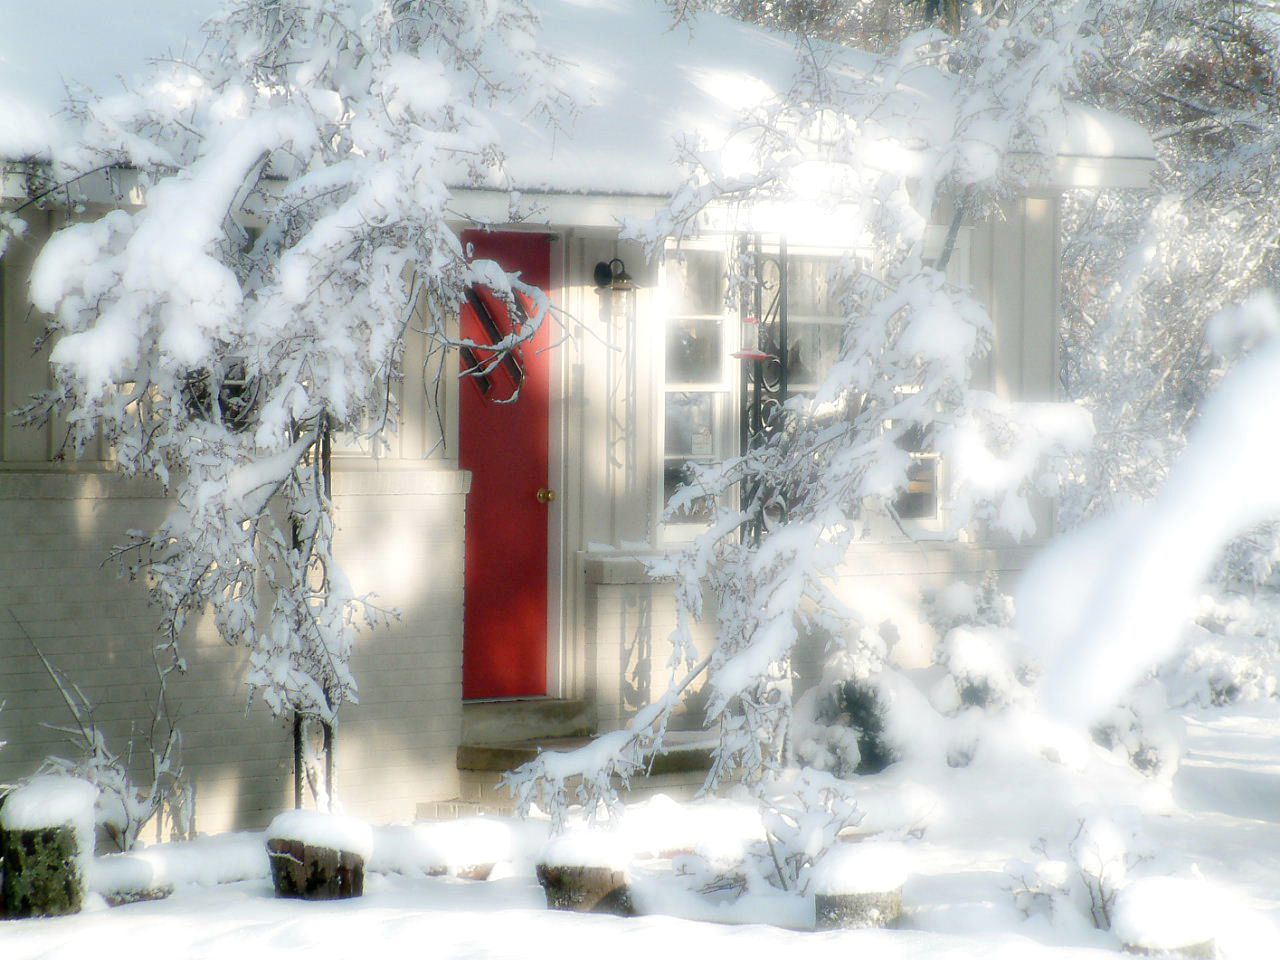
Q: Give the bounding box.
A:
[545,227,568,699]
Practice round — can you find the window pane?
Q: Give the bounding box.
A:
[787,256,837,317]
[664,392,717,457]
[667,249,724,316]
[663,460,715,523]
[787,320,842,389]
[894,458,938,520]
[667,315,723,383]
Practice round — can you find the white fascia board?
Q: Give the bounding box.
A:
[448,188,670,231]
[1048,155,1156,190]
[1,161,147,207]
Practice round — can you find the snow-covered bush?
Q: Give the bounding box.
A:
[1089,680,1184,780]
[1008,815,1151,931]
[756,768,863,892]
[921,576,1034,712]
[937,626,1035,712]
[923,574,1015,636]
[792,622,898,777]
[32,646,190,852]
[1161,593,1280,707]
[823,677,897,774]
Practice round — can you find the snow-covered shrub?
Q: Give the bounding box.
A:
[793,620,902,777]
[833,678,898,773]
[794,674,898,777]
[33,646,190,852]
[923,576,1035,712]
[937,626,1035,711]
[755,768,863,892]
[923,574,1014,635]
[1008,815,1151,932]
[1160,593,1280,707]
[1089,680,1184,779]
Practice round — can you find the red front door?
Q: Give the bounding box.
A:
[459,231,552,699]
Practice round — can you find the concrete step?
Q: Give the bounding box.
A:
[456,730,716,779]
[461,698,595,744]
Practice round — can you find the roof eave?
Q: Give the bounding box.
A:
[1040,154,1157,191]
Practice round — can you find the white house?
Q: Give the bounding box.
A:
[0,1,1155,832]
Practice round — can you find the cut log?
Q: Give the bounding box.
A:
[535,863,633,916]
[102,884,174,908]
[811,840,908,930]
[266,837,364,901]
[454,862,494,881]
[1122,940,1216,959]
[1,824,86,919]
[1114,876,1216,960]
[814,888,903,930]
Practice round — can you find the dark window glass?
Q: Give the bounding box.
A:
[666,316,723,384]
[667,250,724,316]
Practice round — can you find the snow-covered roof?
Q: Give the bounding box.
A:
[1,0,1154,195]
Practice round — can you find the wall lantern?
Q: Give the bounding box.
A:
[591,256,637,327]
[594,257,639,504]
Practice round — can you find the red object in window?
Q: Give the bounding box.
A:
[459,231,552,700]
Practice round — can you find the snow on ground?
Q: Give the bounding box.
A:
[3,703,1278,960]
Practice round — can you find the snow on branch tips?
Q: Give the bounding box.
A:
[509,0,1101,828]
[18,0,570,798]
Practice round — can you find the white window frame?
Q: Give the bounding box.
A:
[655,238,740,544]
[653,227,971,544]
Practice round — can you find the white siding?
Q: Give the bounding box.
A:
[0,467,470,832]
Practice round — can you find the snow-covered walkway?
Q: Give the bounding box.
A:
[2,705,1278,960]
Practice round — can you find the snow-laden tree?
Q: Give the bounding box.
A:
[14,0,565,803]
[510,0,1099,837]
[1059,0,1280,586]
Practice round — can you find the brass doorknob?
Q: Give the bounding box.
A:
[537,487,556,504]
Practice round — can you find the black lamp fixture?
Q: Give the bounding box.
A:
[593,257,634,291]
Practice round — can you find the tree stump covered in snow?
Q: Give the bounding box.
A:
[266,810,372,902]
[810,841,907,931]
[536,833,635,916]
[815,888,903,930]
[536,864,633,915]
[0,776,98,919]
[1114,877,1216,960]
